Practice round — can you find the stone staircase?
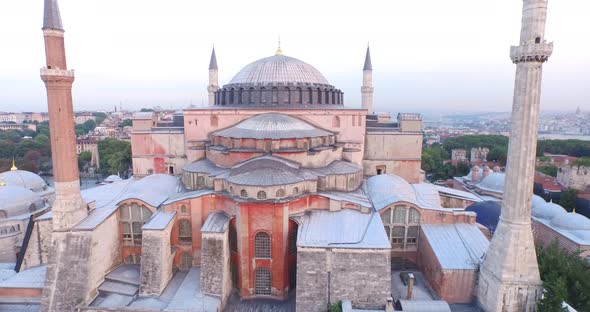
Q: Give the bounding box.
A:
[91,264,140,308]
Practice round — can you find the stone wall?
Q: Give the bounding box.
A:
[140,220,174,296]
[200,230,231,306]
[296,247,391,312]
[557,166,590,191]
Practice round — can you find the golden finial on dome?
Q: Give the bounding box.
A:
[275,36,283,56]
[10,159,17,171]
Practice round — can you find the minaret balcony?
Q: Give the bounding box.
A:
[40,67,75,77]
[510,42,553,64]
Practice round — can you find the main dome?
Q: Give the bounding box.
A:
[214,53,343,108]
[228,55,330,86]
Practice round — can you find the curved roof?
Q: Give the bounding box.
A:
[532,195,546,208]
[532,201,567,220]
[0,170,49,193]
[213,113,333,139]
[466,201,501,232]
[477,172,505,193]
[366,174,418,211]
[228,55,330,86]
[550,213,590,231]
[0,185,45,217]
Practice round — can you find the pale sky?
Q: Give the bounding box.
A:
[0,0,588,113]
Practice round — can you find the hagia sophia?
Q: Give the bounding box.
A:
[0,0,566,311]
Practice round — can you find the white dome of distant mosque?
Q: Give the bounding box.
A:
[0,185,45,218]
[531,195,546,208]
[0,169,49,193]
[477,172,505,193]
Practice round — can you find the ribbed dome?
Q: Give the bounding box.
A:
[213,113,333,139]
[550,213,590,231]
[228,55,330,86]
[0,170,48,192]
[0,185,44,217]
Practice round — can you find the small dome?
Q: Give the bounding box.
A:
[213,113,333,139]
[532,195,546,208]
[532,201,566,220]
[466,201,501,232]
[550,213,590,231]
[104,175,123,183]
[228,55,330,86]
[366,174,417,210]
[0,185,45,217]
[477,172,505,193]
[0,170,48,192]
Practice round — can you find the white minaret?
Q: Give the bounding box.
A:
[477,1,552,311]
[361,45,374,113]
[207,47,218,106]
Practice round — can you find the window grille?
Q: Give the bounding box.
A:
[229,223,238,253]
[120,204,152,246]
[276,189,285,198]
[180,205,187,214]
[179,220,192,243]
[293,187,299,195]
[407,226,419,245]
[348,177,356,189]
[197,176,205,186]
[393,207,407,223]
[392,226,405,248]
[255,267,272,295]
[257,191,267,200]
[180,253,192,270]
[254,232,271,258]
[409,208,420,223]
[240,189,248,198]
[288,227,298,255]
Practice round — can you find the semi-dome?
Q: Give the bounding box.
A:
[532,201,566,220]
[366,174,417,211]
[0,185,45,217]
[229,55,330,86]
[550,213,590,231]
[213,113,333,140]
[0,170,48,192]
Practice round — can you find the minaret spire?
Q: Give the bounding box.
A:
[361,44,374,113]
[43,0,63,31]
[207,46,219,106]
[477,1,552,311]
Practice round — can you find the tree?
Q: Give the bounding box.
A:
[119,119,132,127]
[537,241,590,311]
[98,138,131,176]
[78,151,92,171]
[93,112,108,125]
[488,146,508,165]
[82,119,97,133]
[559,188,579,212]
[537,165,558,177]
[573,157,590,167]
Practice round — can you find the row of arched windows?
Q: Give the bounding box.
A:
[239,187,299,199]
[216,87,343,106]
[0,224,20,235]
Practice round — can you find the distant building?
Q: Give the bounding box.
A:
[470,147,489,164]
[557,166,590,191]
[0,123,36,132]
[76,138,100,169]
[451,149,467,165]
[74,112,95,124]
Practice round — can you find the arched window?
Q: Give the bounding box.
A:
[249,87,255,104]
[255,232,271,258]
[260,87,267,103]
[238,88,244,104]
[180,205,187,214]
[197,176,205,186]
[240,189,248,198]
[332,116,340,128]
[255,267,272,295]
[381,206,421,249]
[272,87,278,104]
[276,189,285,198]
[210,115,218,127]
[348,176,356,189]
[229,88,235,104]
[29,203,37,213]
[120,203,153,246]
[293,187,299,195]
[296,87,302,104]
[257,191,267,200]
[308,87,313,104]
[179,220,192,243]
[325,90,330,104]
[288,222,298,255]
[9,226,15,233]
[317,88,322,104]
[180,253,192,270]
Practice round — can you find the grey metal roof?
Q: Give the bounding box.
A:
[43,0,63,30]
[420,223,489,270]
[213,113,333,139]
[182,159,229,176]
[227,167,304,186]
[0,170,50,193]
[297,209,390,249]
[228,54,330,85]
[396,300,451,312]
[143,211,175,230]
[209,47,218,70]
[366,174,419,211]
[163,189,215,205]
[0,186,45,218]
[363,46,372,71]
[318,189,372,208]
[302,160,362,177]
[0,265,46,289]
[201,211,230,233]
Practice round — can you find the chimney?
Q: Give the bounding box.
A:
[385,296,394,312]
[407,273,415,300]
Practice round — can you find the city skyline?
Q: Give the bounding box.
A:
[0,0,589,112]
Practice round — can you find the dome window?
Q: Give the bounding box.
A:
[276,189,285,198]
[240,189,248,198]
[257,191,267,200]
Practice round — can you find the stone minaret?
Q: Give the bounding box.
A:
[361,45,374,113]
[208,47,219,106]
[40,0,89,310]
[477,1,552,311]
